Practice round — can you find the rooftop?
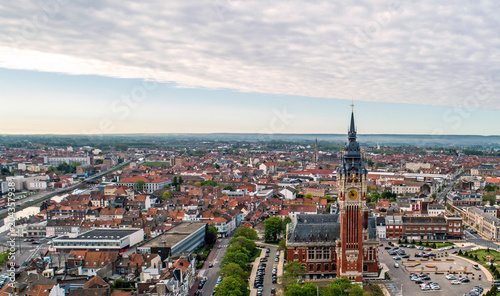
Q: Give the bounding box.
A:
[55,228,141,240]
[139,222,206,248]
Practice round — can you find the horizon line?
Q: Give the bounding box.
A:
[1,132,500,137]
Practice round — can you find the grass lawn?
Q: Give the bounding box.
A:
[143,161,170,166]
[410,241,455,248]
[464,249,500,262]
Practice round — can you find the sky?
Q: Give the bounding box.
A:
[0,0,499,135]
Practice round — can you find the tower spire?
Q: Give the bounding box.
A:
[348,110,356,141]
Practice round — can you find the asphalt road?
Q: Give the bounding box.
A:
[0,234,50,270]
[249,246,283,296]
[201,235,233,296]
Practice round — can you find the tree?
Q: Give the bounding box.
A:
[483,193,496,206]
[285,283,317,296]
[320,278,364,296]
[194,181,201,186]
[172,176,178,187]
[220,250,250,270]
[135,180,145,191]
[233,226,259,240]
[229,236,256,257]
[283,216,292,226]
[95,159,104,165]
[485,184,499,192]
[281,262,305,291]
[214,275,248,296]
[160,191,171,200]
[265,217,283,242]
[47,166,57,174]
[284,262,305,278]
[279,239,287,251]
[218,263,248,280]
[224,185,235,191]
[201,180,218,187]
[215,164,221,169]
[304,193,313,199]
[206,225,218,245]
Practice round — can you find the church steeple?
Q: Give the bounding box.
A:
[348,111,356,141]
[338,110,367,176]
[314,138,318,163]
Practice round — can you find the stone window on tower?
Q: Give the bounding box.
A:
[369,247,373,260]
[294,254,298,260]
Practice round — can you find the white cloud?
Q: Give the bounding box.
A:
[0,0,499,108]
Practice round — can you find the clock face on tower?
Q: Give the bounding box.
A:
[348,189,358,200]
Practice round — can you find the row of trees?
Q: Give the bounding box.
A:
[214,226,259,296]
[264,216,291,243]
[281,262,363,296]
[47,162,82,174]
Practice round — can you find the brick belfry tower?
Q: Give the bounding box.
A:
[336,111,368,283]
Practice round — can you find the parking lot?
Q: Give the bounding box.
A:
[249,245,280,296]
[380,242,490,295]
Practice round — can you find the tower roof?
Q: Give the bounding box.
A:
[348,111,356,140]
[337,110,367,175]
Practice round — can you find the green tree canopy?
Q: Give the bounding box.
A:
[483,193,496,206]
[220,250,250,270]
[264,216,283,242]
[224,185,235,191]
[485,184,499,192]
[201,180,218,187]
[217,263,248,280]
[233,226,259,240]
[205,225,218,245]
[285,283,317,296]
[160,191,171,200]
[214,275,249,296]
[319,278,364,296]
[304,193,313,199]
[229,236,257,256]
[135,180,146,191]
[281,262,306,291]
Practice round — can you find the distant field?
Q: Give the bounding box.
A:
[143,162,170,166]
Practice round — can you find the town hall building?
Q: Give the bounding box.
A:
[286,111,379,282]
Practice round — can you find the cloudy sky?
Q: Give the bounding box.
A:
[0,0,499,135]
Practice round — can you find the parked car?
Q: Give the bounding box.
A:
[451,280,462,285]
[394,263,399,268]
[446,274,457,280]
[460,277,471,283]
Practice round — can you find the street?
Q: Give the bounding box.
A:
[0,233,50,270]
[199,236,232,296]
